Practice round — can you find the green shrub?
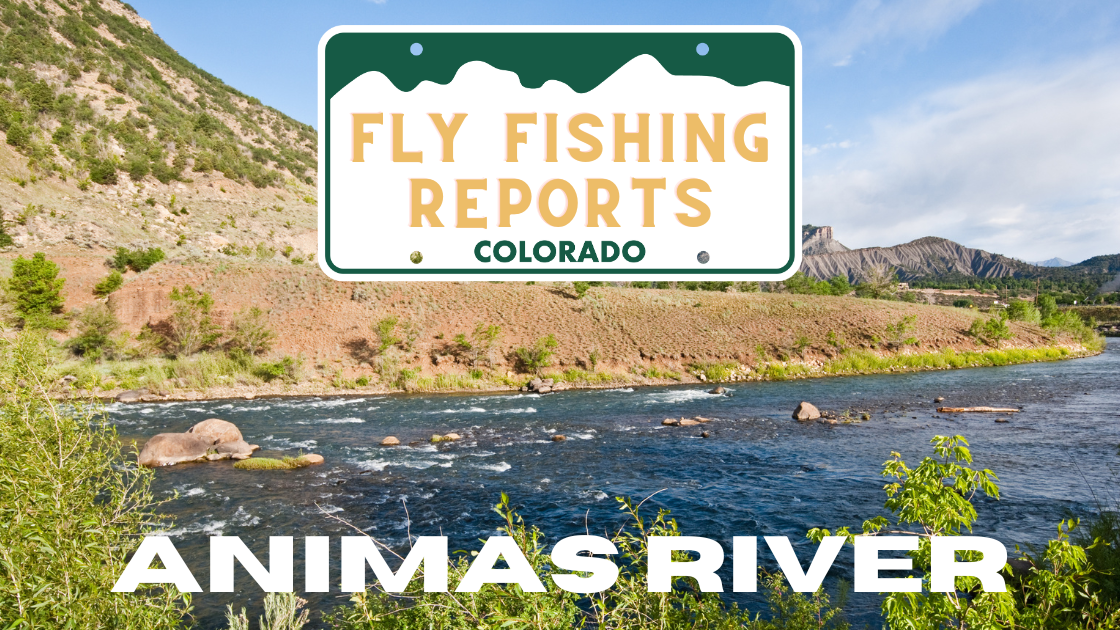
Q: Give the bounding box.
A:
[884,314,918,347]
[66,304,121,360]
[109,247,165,272]
[953,298,974,308]
[571,281,590,298]
[254,356,301,383]
[1006,300,1042,324]
[93,270,124,297]
[88,159,118,185]
[969,314,1013,347]
[8,252,66,329]
[0,333,190,627]
[690,360,739,382]
[810,435,1120,628]
[515,334,558,374]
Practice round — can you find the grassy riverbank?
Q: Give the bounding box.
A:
[47,341,1101,403]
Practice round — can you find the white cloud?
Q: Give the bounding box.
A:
[805,52,1120,261]
[820,0,986,66]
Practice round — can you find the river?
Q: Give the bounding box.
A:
[109,339,1120,628]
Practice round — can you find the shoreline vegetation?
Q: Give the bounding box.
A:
[4,331,1119,629]
[50,342,1103,404]
[0,250,1107,404]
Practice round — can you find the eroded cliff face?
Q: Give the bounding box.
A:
[801,235,1029,282]
[801,226,850,256]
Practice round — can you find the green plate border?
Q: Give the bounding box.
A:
[320,28,800,276]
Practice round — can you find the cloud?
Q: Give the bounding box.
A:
[820,0,986,66]
[805,52,1120,261]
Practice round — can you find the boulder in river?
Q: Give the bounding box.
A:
[380,436,401,446]
[678,418,701,427]
[701,431,710,438]
[187,418,243,444]
[662,418,680,426]
[552,435,567,442]
[793,402,821,421]
[116,388,148,403]
[215,440,259,458]
[303,454,325,465]
[709,386,726,395]
[138,433,218,467]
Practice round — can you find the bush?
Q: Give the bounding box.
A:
[227,306,276,356]
[167,285,222,357]
[953,298,974,308]
[969,313,1013,348]
[66,303,121,360]
[515,334,558,374]
[0,333,190,627]
[93,270,124,297]
[884,314,918,347]
[254,356,301,383]
[88,159,118,185]
[571,281,591,298]
[1034,294,1057,320]
[809,435,1120,628]
[1006,299,1042,324]
[109,247,165,272]
[7,252,66,329]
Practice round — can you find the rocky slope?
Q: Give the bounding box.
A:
[0,0,318,260]
[801,235,1032,282]
[801,225,849,256]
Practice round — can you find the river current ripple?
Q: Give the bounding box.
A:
[109,339,1120,628]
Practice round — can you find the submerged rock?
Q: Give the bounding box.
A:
[793,402,821,421]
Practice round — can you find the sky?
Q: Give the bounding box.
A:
[129,0,1120,263]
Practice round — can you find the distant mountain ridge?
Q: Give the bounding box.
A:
[801,235,1029,282]
[1026,258,1076,267]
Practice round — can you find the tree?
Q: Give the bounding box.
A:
[454,323,501,368]
[8,252,66,329]
[516,334,558,375]
[1006,299,1042,324]
[66,303,121,360]
[855,264,898,299]
[1036,294,1058,321]
[227,306,275,356]
[167,285,221,356]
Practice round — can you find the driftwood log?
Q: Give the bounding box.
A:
[937,406,1020,413]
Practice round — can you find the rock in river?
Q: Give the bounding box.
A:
[139,433,218,467]
[793,402,821,421]
[709,386,726,395]
[380,436,401,446]
[552,435,567,442]
[187,418,243,444]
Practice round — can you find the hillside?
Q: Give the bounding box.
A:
[801,235,1029,282]
[0,0,319,261]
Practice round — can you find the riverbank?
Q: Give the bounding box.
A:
[57,342,1099,403]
